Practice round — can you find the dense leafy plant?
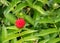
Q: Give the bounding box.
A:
[0,0,60,43]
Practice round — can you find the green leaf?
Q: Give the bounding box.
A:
[24,14,34,25]
[38,0,48,4]
[0,27,2,43]
[20,30,37,36]
[10,38,17,43]
[47,38,60,43]
[50,33,58,39]
[2,25,9,43]
[26,0,33,5]
[33,10,40,21]
[6,26,18,30]
[6,26,22,35]
[39,16,54,23]
[52,9,60,23]
[4,13,16,24]
[32,5,47,15]
[54,0,60,3]
[17,35,39,43]
[2,25,7,40]
[39,28,60,36]
[39,39,49,43]
[4,0,21,14]
[0,0,8,6]
[3,33,19,43]
[14,2,27,14]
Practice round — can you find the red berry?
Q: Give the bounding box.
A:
[15,18,26,28]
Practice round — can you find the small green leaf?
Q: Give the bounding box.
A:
[47,38,60,43]
[6,26,18,30]
[4,0,21,14]
[17,35,39,43]
[24,15,34,25]
[3,33,19,43]
[14,2,27,14]
[39,39,49,43]
[20,30,37,36]
[38,0,48,4]
[2,25,7,40]
[39,28,60,36]
[39,16,54,23]
[4,13,16,24]
[32,5,47,15]
[2,25,9,43]
[26,0,33,5]
[11,38,17,43]
[54,0,60,3]
[0,0,8,6]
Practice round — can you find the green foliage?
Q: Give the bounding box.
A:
[0,0,60,43]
